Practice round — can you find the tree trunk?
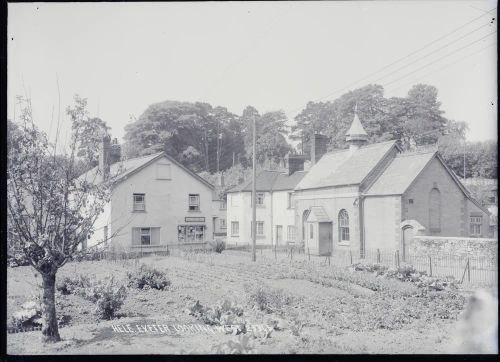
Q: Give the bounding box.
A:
[41,272,61,342]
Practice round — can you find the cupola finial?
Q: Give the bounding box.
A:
[345,103,368,150]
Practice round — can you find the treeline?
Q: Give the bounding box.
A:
[122,101,291,173]
[9,84,495,180]
[120,83,495,179]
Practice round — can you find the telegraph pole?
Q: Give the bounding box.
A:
[463,137,466,180]
[252,115,257,262]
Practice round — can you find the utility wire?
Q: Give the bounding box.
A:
[371,22,492,85]
[383,30,496,88]
[288,6,496,113]
[386,41,496,94]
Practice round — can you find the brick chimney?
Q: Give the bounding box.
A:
[99,135,111,179]
[285,154,306,175]
[310,133,329,165]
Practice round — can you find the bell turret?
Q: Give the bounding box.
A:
[345,103,368,150]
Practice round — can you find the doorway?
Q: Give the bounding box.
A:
[318,222,333,256]
[402,225,415,262]
[276,225,283,245]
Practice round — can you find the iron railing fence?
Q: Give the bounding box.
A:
[71,242,211,262]
[69,241,497,285]
[224,244,497,285]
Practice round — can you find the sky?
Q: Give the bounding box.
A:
[7,1,498,147]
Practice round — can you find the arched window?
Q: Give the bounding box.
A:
[338,209,350,242]
[429,188,441,233]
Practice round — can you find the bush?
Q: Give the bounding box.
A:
[210,241,226,254]
[244,284,295,313]
[351,262,388,275]
[78,276,127,319]
[7,252,30,268]
[186,299,247,334]
[127,264,171,290]
[56,274,92,295]
[10,298,42,329]
[350,262,458,291]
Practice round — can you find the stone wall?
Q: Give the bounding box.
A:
[409,236,497,261]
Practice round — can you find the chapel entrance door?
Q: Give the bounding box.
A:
[318,222,333,256]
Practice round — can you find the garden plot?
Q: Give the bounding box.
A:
[7,251,481,354]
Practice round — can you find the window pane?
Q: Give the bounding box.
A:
[140,228,151,245]
[231,221,239,235]
[189,194,200,210]
[256,221,264,235]
[133,194,145,211]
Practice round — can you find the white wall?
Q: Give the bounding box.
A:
[271,191,297,245]
[363,195,401,252]
[294,186,360,255]
[212,199,227,241]
[227,190,297,246]
[109,156,217,251]
[227,191,272,245]
[87,201,111,249]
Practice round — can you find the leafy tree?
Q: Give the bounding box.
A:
[439,135,497,179]
[7,118,22,155]
[293,84,390,151]
[241,106,291,164]
[68,95,111,167]
[7,96,113,342]
[401,84,447,148]
[292,83,449,152]
[123,101,245,173]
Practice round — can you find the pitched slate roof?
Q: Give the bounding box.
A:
[364,150,489,214]
[78,152,214,189]
[295,140,397,190]
[227,170,307,193]
[365,151,436,195]
[306,206,331,222]
[273,171,308,191]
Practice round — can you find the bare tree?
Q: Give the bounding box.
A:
[7,95,113,342]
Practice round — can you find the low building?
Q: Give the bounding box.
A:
[294,110,491,256]
[226,155,307,246]
[463,178,498,238]
[80,137,223,252]
[212,175,228,242]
